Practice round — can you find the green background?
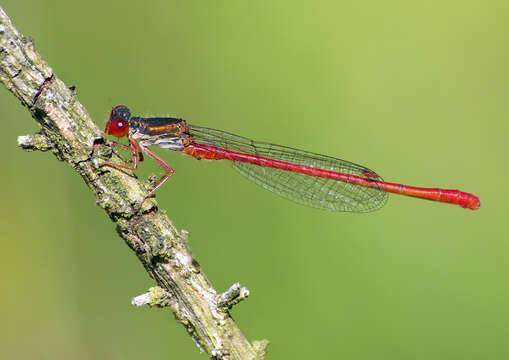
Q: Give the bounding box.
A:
[1,1,507,359]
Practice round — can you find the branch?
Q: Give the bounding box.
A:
[0,7,268,360]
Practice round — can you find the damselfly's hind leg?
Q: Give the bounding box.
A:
[134,145,175,213]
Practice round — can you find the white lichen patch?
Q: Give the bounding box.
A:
[17,135,32,147]
[131,292,150,307]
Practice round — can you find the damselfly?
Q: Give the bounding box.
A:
[102,105,480,212]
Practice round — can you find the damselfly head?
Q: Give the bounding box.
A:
[105,105,130,138]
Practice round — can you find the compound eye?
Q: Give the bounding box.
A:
[105,118,129,138]
[114,119,129,136]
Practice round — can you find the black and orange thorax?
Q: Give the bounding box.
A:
[129,116,190,150]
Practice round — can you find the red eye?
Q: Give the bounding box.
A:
[105,118,129,138]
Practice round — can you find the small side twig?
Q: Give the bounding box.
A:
[17,132,53,151]
[219,283,250,309]
[131,286,173,308]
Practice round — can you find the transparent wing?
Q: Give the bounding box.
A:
[189,125,388,212]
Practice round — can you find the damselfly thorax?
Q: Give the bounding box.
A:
[128,116,191,150]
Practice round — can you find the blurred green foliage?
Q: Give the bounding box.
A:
[1,1,508,359]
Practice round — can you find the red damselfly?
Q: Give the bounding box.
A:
[102,105,480,212]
